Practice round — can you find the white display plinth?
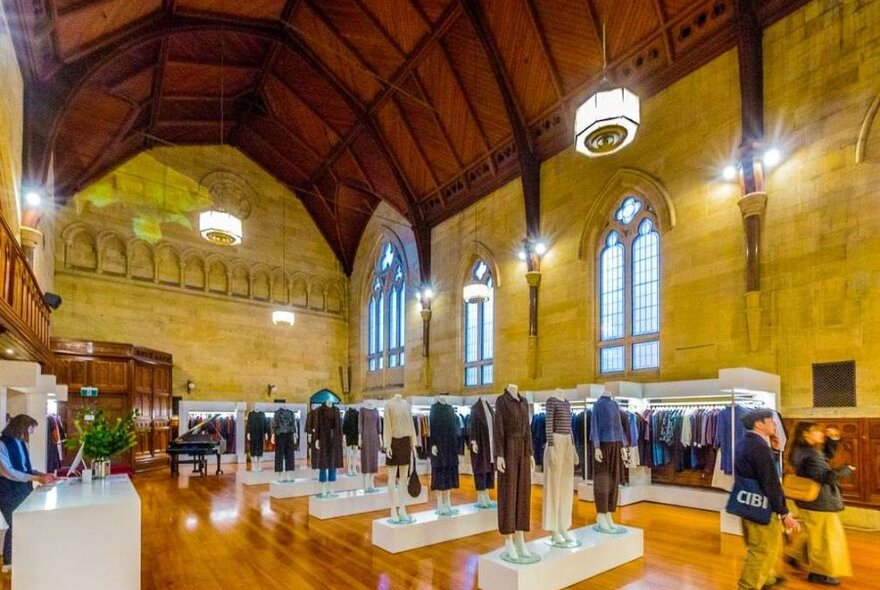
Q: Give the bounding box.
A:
[372,504,497,553]
[309,486,428,519]
[477,525,644,590]
[577,482,649,506]
[269,474,363,499]
[14,476,140,590]
[237,466,314,486]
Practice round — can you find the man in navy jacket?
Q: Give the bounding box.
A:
[735,409,801,589]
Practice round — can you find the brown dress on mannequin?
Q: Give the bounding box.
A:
[494,391,533,534]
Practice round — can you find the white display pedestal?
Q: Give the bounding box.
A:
[269,474,363,499]
[309,486,428,519]
[237,466,313,486]
[577,482,649,506]
[721,510,743,535]
[14,476,141,590]
[477,525,644,590]
[372,504,497,553]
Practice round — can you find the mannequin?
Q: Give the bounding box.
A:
[542,390,580,547]
[495,384,539,563]
[429,396,460,516]
[314,400,343,497]
[384,394,416,523]
[273,407,298,482]
[469,397,496,509]
[342,406,360,476]
[591,389,627,533]
[246,410,269,472]
[358,399,381,492]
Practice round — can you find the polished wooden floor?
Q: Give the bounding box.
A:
[19,466,880,589]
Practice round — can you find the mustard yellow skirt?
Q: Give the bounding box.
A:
[787,509,852,578]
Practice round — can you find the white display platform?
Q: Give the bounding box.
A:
[477,525,644,590]
[721,510,743,536]
[14,476,140,590]
[372,504,497,553]
[237,466,314,486]
[309,486,428,519]
[269,474,364,499]
[577,482,649,506]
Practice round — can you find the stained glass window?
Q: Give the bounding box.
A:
[367,242,405,372]
[464,259,494,387]
[598,197,661,374]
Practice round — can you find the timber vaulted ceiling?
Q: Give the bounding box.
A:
[5,0,805,272]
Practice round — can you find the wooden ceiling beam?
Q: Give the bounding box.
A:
[146,40,168,148]
[522,0,564,99]
[460,0,540,240]
[651,0,675,63]
[348,0,407,58]
[346,147,377,194]
[437,38,493,166]
[391,97,441,191]
[301,1,462,198]
[412,72,463,169]
[242,129,311,183]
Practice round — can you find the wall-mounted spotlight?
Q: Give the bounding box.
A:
[186,379,196,393]
[23,189,42,208]
[722,165,738,181]
[763,148,781,168]
[268,384,278,396]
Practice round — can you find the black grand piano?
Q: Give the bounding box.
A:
[167,414,225,477]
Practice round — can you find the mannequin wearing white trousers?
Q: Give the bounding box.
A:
[543,394,580,545]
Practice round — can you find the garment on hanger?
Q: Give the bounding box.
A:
[358,407,381,474]
[494,390,533,535]
[543,397,576,533]
[46,415,67,473]
[314,404,343,470]
[469,399,495,491]
[342,408,359,447]
[531,413,547,467]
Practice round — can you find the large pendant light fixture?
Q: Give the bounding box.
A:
[272,196,294,327]
[199,25,244,246]
[574,24,640,158]
[462,201,490,304]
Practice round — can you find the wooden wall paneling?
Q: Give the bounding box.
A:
[824,419,863,503]
[866,419,880,506]
[54,357,88,390]
[89,359,130,393]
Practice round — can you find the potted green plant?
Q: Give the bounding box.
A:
[68,406,138,479]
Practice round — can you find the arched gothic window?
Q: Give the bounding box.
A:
[598,196,660,374]
[464,259,494,387]
[368,242,406,371]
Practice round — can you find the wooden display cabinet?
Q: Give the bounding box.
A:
[52,339,173,473]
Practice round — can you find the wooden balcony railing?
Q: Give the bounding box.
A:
[0,213,52,365]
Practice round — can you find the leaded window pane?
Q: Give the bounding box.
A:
[600,232,625,341]
[632,340,659,370]
[632,219,660,336]
[600,346,625,373]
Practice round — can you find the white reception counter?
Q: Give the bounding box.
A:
[13,475,141,590]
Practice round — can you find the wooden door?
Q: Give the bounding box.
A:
[89,359,129,393]
[822,419,863,503]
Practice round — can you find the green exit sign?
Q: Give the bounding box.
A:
[80,386,99,398]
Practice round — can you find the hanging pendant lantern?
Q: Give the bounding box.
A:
[462,282,490,304]
[574,85,640,157]
[199,210,242,246]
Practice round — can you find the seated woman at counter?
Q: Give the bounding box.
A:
[0,415,56,573]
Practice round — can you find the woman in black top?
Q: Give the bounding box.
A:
[786,422,853,586]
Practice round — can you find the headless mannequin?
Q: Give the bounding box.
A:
[496,384,537,562]
[593,392,624,533]
[386,394,414,523]
[431,396,458,516]
[472,398,496,509]
[315,401,337,497]
[361,399,376,492]
[546,389,580,546]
